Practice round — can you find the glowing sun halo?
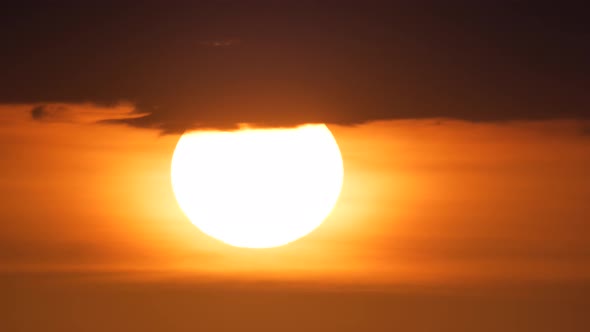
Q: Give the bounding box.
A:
[171,124,344,248]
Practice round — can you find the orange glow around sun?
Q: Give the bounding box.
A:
[170,124,344,248]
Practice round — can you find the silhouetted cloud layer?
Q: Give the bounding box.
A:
[2,2,589,132]
[27,103,140,124]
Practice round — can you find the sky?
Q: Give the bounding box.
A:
[1,1,590,331]
[2,1,589,131]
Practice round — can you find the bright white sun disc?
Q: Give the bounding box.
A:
[171,124,344,248]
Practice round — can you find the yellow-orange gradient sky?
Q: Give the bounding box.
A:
[2,3,590,331]
[1,103,589,286]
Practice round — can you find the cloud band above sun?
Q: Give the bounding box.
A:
[2,2,589,133]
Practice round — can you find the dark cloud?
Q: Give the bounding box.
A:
[29,105,69,122]
[2,2,589,133]
[31,104,73,122]
[28,103,139,124]
[30,105,47,120]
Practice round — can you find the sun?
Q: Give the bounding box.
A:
[170,124,344,248]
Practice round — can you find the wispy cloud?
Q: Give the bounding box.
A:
[200,38,241,48]
[29,103,147,124]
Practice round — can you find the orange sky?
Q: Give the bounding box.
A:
[1,104,589,286]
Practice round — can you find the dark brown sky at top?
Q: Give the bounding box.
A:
[1,1,589,132]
